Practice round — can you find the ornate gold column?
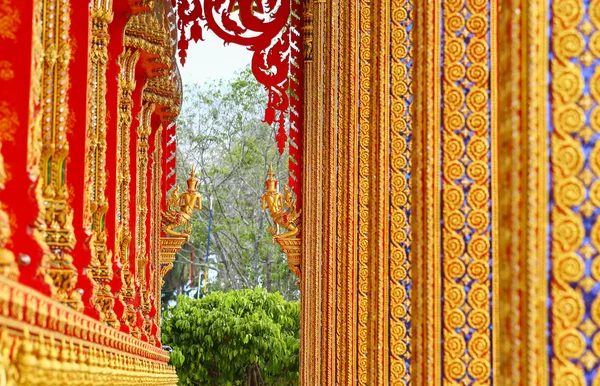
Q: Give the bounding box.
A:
[116,47,140,309]
[87,0,118,328]
[497,0,549,383]
[412,0,498,384]
[38,0,83,312]
[498,0,600,383]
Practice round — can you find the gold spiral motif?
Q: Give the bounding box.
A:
[590,141,600,176]
[555,370,586,386]
[554,0,584,27]
[552,69,584,104]
[468,235,490,260]
[591,296,600,327]
[445,14,465,33]
[392,191,408,207]
[589,32,600,63]
[466,137,488,161]
[466,0,487,13]
[467,211,489,230]
[445,284,467,308]
[445,87,466,110]
[446,63,466,82]
[555,178,586,208]
[468,359,491,380]
[447,212,466,230]
[446,309,467,329]
[553,140,584,177]
[467,161,489,184]
[444,133,465,160]
[466,112,488,134]
[445,333,467,358]
[468,332,490,357]
[444,162,466,181]
[468,283,489,309]
[442,0,492,381]
[445,39,466,62]
[466,88,488,111]
[445,360,466,380]
[554,253,585,283]
[591,221,600,257]
[391,259,407,282]
[591,0,600,24]
[443,231,466,259]
[553,293,585,326]
[466,186,489,209]
[445,259,467,279]
[554,30,585,59]
[466,15,487,37]
[391,289,408,319]
[554,214,585,252]
[467,261,489,281]
[467,309,490,330]
[556,330,586,360]
[445,186,465,210]
[591,107,600,132]
[445,0,464,13]
[592,333,600,360]
[554,105,585,134]
[591,256,600,281]
[466,63,488,85]
[466,39,487,63]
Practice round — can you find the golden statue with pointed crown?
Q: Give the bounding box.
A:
[261,165,301,241]
[161,166,202,238]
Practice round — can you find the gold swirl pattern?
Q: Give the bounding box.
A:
[551,0,600,382]
[441,0,493,383]
[390,0,412,383]
[357,0,370,384]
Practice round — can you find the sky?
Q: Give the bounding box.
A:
[178,29,253,85]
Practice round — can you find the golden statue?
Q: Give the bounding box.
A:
[161,166,202,238]
[261,165,301,241]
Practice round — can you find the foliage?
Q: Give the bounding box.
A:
[163,288,300,386]
[161,66,299,307]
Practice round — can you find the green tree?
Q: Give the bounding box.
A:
[161,67,299,306]
[163,288,300,386]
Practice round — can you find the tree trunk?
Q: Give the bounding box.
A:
[264,250,272,292]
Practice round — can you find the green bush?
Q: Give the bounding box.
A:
[162,288,300,385]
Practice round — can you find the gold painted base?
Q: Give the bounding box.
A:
[0,276,177,385]
[275,237,301,279]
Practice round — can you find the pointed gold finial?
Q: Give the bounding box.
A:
[265,164,278,192]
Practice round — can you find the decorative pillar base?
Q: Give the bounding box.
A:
[275,237,301,280]
[159,236,187,281]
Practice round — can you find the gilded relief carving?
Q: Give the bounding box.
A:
[261,166,302,278]
[116,48,140,307]
[38,0,83,312]
[87,0,118,328]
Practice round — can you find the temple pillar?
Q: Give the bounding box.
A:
[498,0,600,383]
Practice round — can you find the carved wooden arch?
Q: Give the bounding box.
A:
[172,0,305,206]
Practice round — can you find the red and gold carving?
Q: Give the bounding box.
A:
[261,166,302,279]
[37,0,83,312]
[87,0,119,328]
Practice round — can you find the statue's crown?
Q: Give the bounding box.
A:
[265,164,278,191]
[187,166,199,191]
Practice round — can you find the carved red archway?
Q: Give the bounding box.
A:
[172,0,303,206]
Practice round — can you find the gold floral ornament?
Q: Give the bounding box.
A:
[261,165,302,279]
[159,167,202,286]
